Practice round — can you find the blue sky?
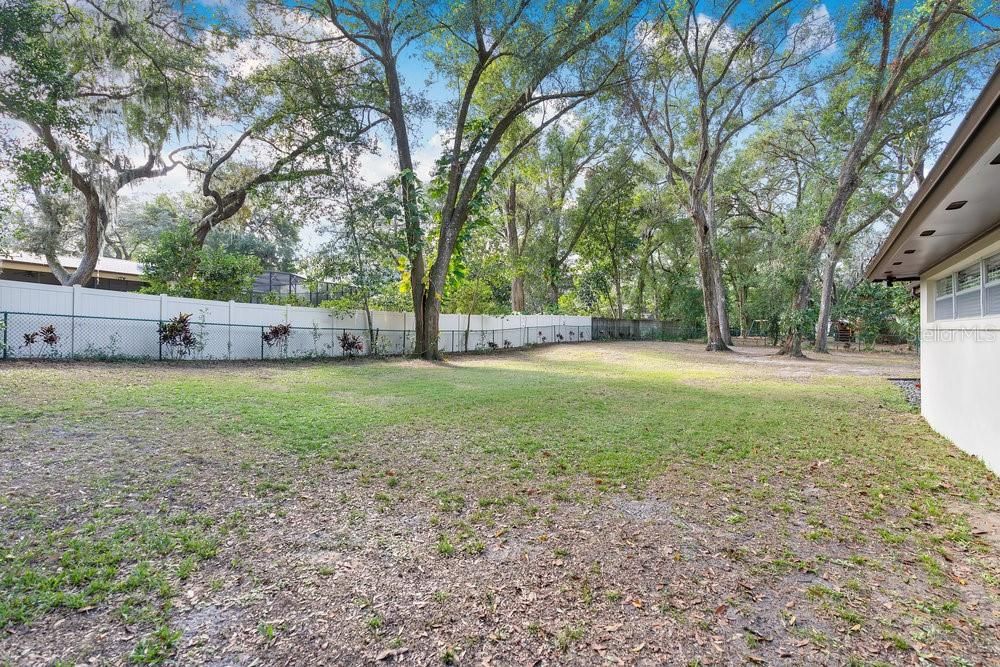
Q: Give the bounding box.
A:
[135,0,982,250]
[0,0,981,259]
[180,0,979,164]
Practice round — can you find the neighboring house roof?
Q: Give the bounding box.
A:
[866,66,1000,282]
[0,252,144,278]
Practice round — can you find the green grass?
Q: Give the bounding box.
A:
[0,515,217,630]
[257,621,278,641]
[1,344,996,664]
[0,348,982,494]
[130,624,182,664]
[555,623,585,651]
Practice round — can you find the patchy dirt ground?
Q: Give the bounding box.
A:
[1,343,998,666]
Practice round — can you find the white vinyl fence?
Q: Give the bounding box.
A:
[0,279,592,361]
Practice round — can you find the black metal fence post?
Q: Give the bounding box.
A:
[260,326,265,360]
[2,312,7,360]
[158,320,163,361]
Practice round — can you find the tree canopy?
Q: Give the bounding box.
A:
[1,0,998,357]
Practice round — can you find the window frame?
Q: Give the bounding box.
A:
[934,254,1000,321]
[955,264,982,318]
[956,265,981,293]
[984,253,1000,317]
[934,275,955,321]
[985,254,1000,287]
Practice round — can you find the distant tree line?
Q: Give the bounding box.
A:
[1,0,996,358]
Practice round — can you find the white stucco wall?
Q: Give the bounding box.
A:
[920,226,1000,473]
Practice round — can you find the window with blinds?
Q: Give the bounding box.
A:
[935,276,954,320]
[932,256,1000,321]
[986,254,1000,316]
[956,265,982,318]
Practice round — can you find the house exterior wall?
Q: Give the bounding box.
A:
[920,224,1000,473]
[0,267,143,291]
[0,258,145,291]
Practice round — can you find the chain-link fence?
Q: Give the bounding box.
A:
[0,312,593,361]
[591,317,706,342]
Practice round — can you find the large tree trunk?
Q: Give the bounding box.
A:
[419,281,442,360]
[415,207,460,360]
[64,199,105,287]
[409,251,427,355]
[632,268,645,318]
[193,191,247,247]
[780,115,879,356]
[547,268,560,308]
[505,181,526,312]
[692,204,728,352]
[813,244,843,354]
[36,188,106,287]
[705,183,732,346]
[612,268,624,319]
[31,127,110,288]
[511,276,526,312]
[732,280,749,338]
[382,52,428,357]
[648,256,659,317]
[632,246,656,318]
[783,280,808,356]
[712,261,732,346]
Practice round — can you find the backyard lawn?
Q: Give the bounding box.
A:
[1,342,998,665]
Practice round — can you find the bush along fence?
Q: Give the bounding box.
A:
[0,279,593,361]
[0,310,593,361]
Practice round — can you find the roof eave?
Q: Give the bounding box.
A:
[865,66,1000,281]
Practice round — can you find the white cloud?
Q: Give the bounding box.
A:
[216,36,281,79]
[633,20,661,53]
[693,12,738,54]
[122,163,193,199]
[788,4,837,56]
[635,12,737,63]
[412,129,450,182]
[208,4,352,81]
[527,98,582,134]
[355,139,400,185]
[351,128,440,186]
